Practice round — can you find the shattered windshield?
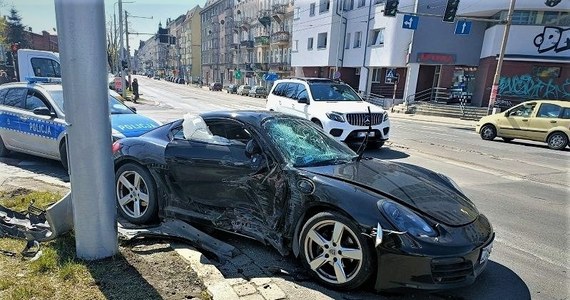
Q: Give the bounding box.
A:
[263,117,357,167]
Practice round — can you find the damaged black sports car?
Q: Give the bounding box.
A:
[112,111,494,291]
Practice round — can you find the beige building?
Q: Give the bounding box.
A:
[181,6,202,82]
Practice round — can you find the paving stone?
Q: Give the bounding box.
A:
[233,283,257,296]
[239,294,265,300]
[258,283,287,300]
[250,277,272,286]
[226,277,249,286]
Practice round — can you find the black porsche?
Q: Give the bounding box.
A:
[112,110,494,291]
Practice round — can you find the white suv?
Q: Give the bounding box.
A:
[266,78,390,147]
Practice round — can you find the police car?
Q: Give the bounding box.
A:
[0,79,161,169]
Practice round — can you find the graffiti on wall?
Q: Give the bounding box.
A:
[533,26,570,53]
[499,75,570,100]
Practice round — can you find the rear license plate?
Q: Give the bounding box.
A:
[357,132,375,138]
[479,241,493,264]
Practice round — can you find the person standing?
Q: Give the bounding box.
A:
[132,78,139,103]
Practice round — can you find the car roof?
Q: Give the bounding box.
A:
[0,81,62,92]
[523,100,570,107]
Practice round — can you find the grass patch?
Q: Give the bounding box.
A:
[0,189,62,212]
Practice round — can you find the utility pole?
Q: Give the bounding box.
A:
[487,0,516,115]
[125,11,130,89]
[118,0,126,99]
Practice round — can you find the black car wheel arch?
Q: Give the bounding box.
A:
[300,211,375,290]
[0,135,9,157]
[115,162,159,224]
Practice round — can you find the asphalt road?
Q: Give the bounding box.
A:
[2,76,567,299]
[132,76,569,300]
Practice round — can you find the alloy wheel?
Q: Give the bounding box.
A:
[548,133,568,150]
[303,220,364,285]
[116,170,150,219]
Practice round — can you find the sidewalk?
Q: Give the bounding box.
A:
[389,111,477,129]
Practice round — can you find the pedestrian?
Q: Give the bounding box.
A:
[132,78,139,103]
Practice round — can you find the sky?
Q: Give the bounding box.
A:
[2,0,205,54]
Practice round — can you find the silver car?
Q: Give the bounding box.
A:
[0,81,160,169]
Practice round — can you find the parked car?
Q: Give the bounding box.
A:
[0,80,161,170]
[112,111,494,292]
[248,86,267,98]
[266,77,389,148]
[225,84,238,94]
[237,85,251,96]
[209,82,222,91]
[476,100,570,150]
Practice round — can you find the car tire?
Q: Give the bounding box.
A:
[547,132,568,150]
[59,142,69,171]
[0,135,9,157]
[299,211,374,291]
[312,120,323,128]
[115,163,158,224]
[480,124,497,141]
[502,137,514,142]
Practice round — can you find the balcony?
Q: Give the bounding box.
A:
[254,63,269,71]
[272,4,286,23]
[258,10,272,27]
[240,18,251,31]
[241,40,254,48]
[254,36,270,47]
[271,31,290,45]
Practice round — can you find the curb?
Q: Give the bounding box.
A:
[390,113,477,129]
[172,244,241,300]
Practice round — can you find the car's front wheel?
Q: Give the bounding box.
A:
[480,124,497,141]
[299,212,374,290]
[115,163,158,224]
[547,132,568,150]
[59,142,68,171]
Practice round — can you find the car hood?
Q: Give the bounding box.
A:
[312,100,386,113]
[111,114,161,137]
[301,159,479,226]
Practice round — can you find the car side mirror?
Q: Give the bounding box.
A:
[33,107,54,117]
[245,139,261,159]
[298,97,308,104]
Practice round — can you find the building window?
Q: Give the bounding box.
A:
[354,31,362,48]
[371,69,381,82]
[345,33,351,49]
[310,3,316,16]
[317,32,327,49]
[293,40,299,52]
[369,28,384,46]
[343,0,354,11]
[358,0,365,7]
[294,7,301,19]
[374,0,385,4]
[319,0,330,13]
[308,37,314,50]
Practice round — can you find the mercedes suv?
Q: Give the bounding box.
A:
[266,78,389,148]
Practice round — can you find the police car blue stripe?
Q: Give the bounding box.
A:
[0,112,65,140]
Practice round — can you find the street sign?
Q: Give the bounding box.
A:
[234,70,242,79]
[402,15,418,30]
[455,21,472,35]
[264,73,278,81]
[385,69,399,84]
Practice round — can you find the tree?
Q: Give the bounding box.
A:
[5,7,30,49]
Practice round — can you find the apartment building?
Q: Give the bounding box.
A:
[181,6,202,82]
[292,0,569,107]
[200,0,234,85]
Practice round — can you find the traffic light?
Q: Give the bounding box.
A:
[383,0,399,17]
[544,0,561,7]
[121,60,128,69]
[442,0,460,23]
[5,52,13,66]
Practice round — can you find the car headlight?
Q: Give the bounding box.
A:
[325,111,345,122]
[383,112,389,122]
[380,201,437,237]
[111,129,126,141]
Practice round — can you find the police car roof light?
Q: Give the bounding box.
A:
[26,76,62,84]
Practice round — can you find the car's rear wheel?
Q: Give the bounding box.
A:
[299,212,374,290]
[547,132,568,150]
[59,141,68,171]
[480,124,497,141]
[0,135,9,157]
[502,137,514,142]
[115,163,158,224]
